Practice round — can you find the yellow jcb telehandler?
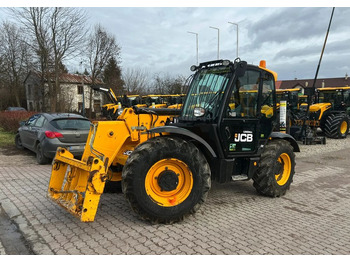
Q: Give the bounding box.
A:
[48,59,299,224]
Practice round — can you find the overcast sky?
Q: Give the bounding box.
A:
[1,3,350,81]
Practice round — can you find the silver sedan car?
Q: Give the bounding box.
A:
[15,113,91,164]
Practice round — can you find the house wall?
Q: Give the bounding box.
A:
[60,83,103,114]
[24,72,104,114]
[25,74,43,112]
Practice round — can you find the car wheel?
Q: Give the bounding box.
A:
[15,134,24,149]
[36,142,49,165]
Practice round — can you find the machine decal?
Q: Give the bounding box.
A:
[234,131,253,142]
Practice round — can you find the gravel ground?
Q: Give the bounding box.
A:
[0,146,37,167]
[297,136,350,158]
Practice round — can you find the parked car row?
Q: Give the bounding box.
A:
[15,113,91,164]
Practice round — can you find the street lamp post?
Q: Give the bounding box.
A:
[187,31,199,65]
[209,26,220,59]
[228,22,239,58]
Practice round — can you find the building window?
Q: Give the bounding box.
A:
[77,85,83,94]
[94,100,101,113]
[27,84,31,96]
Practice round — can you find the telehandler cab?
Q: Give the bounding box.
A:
[48,59,299,224]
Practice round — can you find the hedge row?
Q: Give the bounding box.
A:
[0,111,37,133]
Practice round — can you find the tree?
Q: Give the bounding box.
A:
[85,24,121,117]
[0,21,31,109]
[9,7,52,111]
[122,67,150,95]
[10,7,87,112]
[50,8,87,111]
[149,73,186,95]
[103,57,124,96]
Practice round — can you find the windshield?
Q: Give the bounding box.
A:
[318,91,340,104]
[181,66,232,120]
[51,118,91,130]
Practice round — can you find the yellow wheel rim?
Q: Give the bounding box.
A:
[275,153,291,186]
[145,158,193,207]
[340,121,348,134]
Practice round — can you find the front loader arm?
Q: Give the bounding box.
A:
[47,108,177,222]
[48,120,131,222]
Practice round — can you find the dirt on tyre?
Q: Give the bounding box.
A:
[122,136,211,224]
[253,139,295,197]
[324,113,349,139]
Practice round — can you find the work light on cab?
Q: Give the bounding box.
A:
[194,107,205,117]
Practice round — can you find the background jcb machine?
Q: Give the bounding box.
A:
[290,87,350,144]
[48,59,299,224]
[276,88,308,114]
[162,94,185,109]
[109,95,146,120]
[91,86,119,118]
[142,95,168,108]
[308,87,350,138]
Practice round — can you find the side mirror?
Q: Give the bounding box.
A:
[19,121,26,126]
[235,60,247,77]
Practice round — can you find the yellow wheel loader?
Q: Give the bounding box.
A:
[48,59,299,224]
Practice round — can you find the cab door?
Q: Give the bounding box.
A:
[219,69,276,157]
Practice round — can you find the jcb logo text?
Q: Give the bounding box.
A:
[234,133,253,142]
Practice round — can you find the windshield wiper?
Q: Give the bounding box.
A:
[204,90,222,110]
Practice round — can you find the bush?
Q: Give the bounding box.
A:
[0,111,38,133]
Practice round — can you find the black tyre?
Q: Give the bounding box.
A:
[324,113,349,139]
[122,136,211,224]
[103,181,122,193]
[36,142,49,165]
[15,133,24,149]
[253,139,295,197]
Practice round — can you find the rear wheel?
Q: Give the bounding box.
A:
[324,113,349,138]
[15,133,24,149]
[253,139,295,197]
[36,142,49,165]
[122,136,211,224]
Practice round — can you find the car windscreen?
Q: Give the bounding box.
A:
[50,118,91,130]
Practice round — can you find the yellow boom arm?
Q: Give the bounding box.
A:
[48,108,177,222]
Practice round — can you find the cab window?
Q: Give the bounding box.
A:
[260,73,275,118]
[227,70,260,118]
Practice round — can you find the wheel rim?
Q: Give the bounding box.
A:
[340,120,348,134]
[275,153,291,186]
[145,158,193,207]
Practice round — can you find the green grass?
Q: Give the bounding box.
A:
[0,128,15,148]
